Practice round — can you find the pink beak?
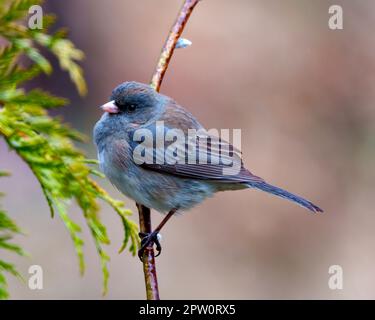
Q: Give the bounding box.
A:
[100,100,119,113]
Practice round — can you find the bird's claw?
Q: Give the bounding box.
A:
[138,231,162,261]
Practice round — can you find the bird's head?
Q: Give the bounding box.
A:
[100,81,163,125]
[94,81,166,149]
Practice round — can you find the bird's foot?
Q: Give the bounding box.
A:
[138,231,162,261]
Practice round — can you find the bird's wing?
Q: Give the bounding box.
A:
[128,103,263,184]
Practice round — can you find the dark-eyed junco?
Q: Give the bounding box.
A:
[94,81,323,258]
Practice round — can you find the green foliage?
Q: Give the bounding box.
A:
[0,0,139,298]
[0,178,25,300]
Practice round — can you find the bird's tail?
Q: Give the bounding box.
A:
[247,181,323,213]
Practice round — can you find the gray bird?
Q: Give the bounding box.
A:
[94,81,323,259]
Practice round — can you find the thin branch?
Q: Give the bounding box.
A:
[137,0,200,300]
[137,204,159,300]
[150,0,200,91]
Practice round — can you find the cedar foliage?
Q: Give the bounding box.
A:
[0,0,138,299]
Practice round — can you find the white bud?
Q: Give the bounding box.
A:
[175,38,192,49]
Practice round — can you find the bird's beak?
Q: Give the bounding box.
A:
[100,100,119,113]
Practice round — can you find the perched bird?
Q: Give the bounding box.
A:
[94,81,323,259]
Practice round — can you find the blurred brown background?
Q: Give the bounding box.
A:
[1,0,375,299]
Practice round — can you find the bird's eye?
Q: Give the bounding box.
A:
[113,101,136,113]
[127,104,136,113]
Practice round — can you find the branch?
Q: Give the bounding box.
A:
[137,0,200,300]
[150,0,200,91]
[137,204,159,300]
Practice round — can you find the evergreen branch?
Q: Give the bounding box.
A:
[0,190,25,299]
[0,0,38,23]
[0,0,138,298]
[0,0,86,95]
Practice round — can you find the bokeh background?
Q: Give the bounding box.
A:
[1,0,375,299]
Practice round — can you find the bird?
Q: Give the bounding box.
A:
[93,81,323,259]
